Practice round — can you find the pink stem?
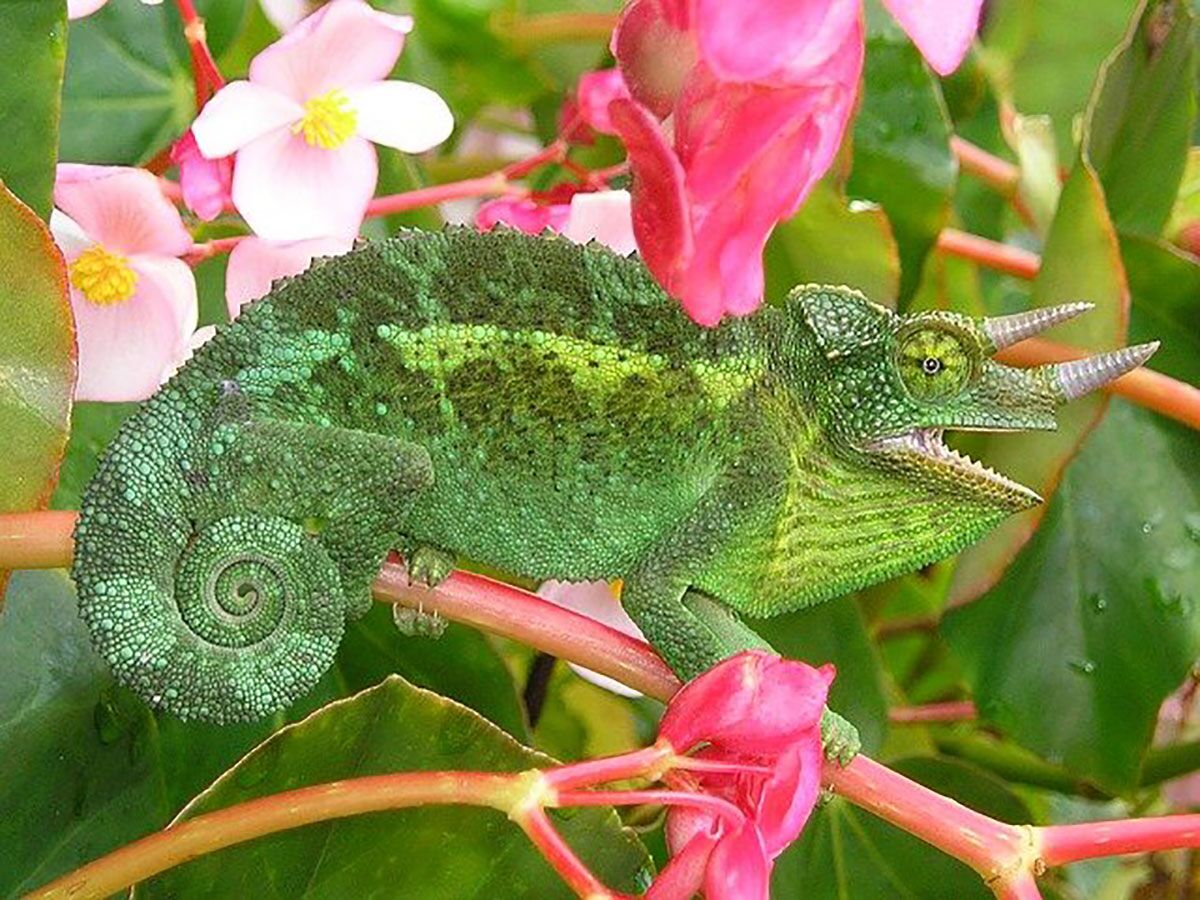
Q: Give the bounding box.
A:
[671,757,774,777]
[1038,814,1200,866]
[556,789,746,830]
[365,173,525,218]
[889,700,978,724]
[183,235,246,266]
[546,743,673,791]
[516,807,627,899]
[993,871,1044,899]
[936,228,1041,280]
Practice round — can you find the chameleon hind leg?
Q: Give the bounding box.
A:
[391,544,455,638]
[144,415,433,722]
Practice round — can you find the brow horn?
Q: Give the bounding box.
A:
[981,302,1095,351]
[1053,341,1160,400]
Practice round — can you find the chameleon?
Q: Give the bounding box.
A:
[71,226,1157,727]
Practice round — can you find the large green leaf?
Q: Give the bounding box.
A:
[848,20,956,304]
[0,0,66,218]
[948,162,1126,605]
[1,568,531,892]
[138,676,651,898]
[765,180,901,307]
[943,400,1200,793]
[1121,235,1200,382]
[774,756,1032,897]
[1083,0,1197,237]
[0,183,74,599]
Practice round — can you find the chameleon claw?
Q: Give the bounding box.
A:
[820,707,860,766]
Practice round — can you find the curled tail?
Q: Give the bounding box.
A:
[72,384,432,724]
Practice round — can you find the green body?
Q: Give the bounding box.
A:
[72,227,1146,723]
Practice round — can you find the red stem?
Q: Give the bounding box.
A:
[889,700,978,724]
[183,235,246,266]
[546,742,673,791]
[517,808,625,899]
[556,789,746,829]
[936,228,1041,280]
[173,0,225,108]
[1039,814,1200,866]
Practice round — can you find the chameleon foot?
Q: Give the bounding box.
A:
[820,707,860,765]
[392,602,448,639]
[392,545,455,638]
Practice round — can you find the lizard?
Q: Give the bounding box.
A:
[71,226,1157,742]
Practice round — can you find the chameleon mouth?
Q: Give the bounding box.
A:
[868,427,1042,506]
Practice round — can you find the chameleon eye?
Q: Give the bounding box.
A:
[896,327,972,401]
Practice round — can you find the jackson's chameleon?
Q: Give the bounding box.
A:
[71,227,1157,735]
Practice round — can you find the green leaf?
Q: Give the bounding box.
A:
[138,677,651,898]
[51,401,137,510]
[752,600,890,755]
[61,1,194,165]
[773,758,1030,898]
[764,180,901,307]
[1121,235,1200,383]
[948,162,1126,605]
[0,181,74,593]
[943,401,1200,793]
[848,25,956,304]
[1083,0,1198,237]
[0,0,66,218]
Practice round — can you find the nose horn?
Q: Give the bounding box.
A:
[982,302,1094,351]
[1053,341,1160,400]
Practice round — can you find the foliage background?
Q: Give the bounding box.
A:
[0,0,1197,896]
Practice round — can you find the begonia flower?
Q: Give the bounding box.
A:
[50,165,197,402]
[68,0,159,21]
[191,0,453,241]
[650,651,833,899]
[609,0,982,325]
[160,325,217,384]
[536,580,646,697]
[574,69,632,136]
[171,130,233,222]
[476,190,637,256]
[225,235,355,318]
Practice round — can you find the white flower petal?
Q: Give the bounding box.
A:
[192,81,303,158]
[343,81,454,153]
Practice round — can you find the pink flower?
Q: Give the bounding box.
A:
[476,190,637,256]
[160,324,217,384]
[610,0,981,325]
[171,130,233,222]
[50,165,197,402]
[650,651,834,899]
[574,69,632,136]
[225,235,355,319]
[191,0,453,241]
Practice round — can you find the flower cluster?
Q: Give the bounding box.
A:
[606,0,982,325]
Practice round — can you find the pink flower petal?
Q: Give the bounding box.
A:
[72,257,197,402]
[225,235,354,318]
[231,130,376,240]
[651,824,719,900]
[756,740,823,857]
[67,0,107,19]
[191,81,303,158]
[54,165,193,258]
[171,130,233,221]
[881,0,983,76]
[249,0,413,101]
[705,821,770,900]
[475,198,571,235]
[160,324,217,385]
[562,190,637,256]
[694,0,860,86]
[575,69,632,135]
[608,98,694,311]
[342,81,453,153]
[612,0,697,118]
[537,579,645,697]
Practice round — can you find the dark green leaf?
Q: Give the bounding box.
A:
[943,401,1200,793]
[51,401,137,510]
[0,0,66,218]
[848,25,955,303]
[139,676,651,899]
[1083,0,1198,237]
[1121,235,1200,383]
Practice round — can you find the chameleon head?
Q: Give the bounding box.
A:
[790,286,1159,514]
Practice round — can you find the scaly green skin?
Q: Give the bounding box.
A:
[72,227,1091,724]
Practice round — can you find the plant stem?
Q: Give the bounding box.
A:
[951,137,1019,195]
[556,789,746,828]
[183,235,246,265]
[173,0,225,108]
[515,808,626,899]
[366,172,525,218]
[0,510,76,569]
[889,700,978,725]
[997,337,1200,432]
[546,743,674,791]
[26,771,518,900]
[493,11,619,51]
[1039,814,1200,865]
[936,229,1041,280]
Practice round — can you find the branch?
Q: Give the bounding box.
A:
[173,0,225,108]
[1039,815,1200,866]
[889,700,978,725]
[936,228,1041,280]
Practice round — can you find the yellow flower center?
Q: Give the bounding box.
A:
[69,244,138,305]
[293,89,358,149]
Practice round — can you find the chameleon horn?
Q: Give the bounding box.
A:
[982,302,1094,351]
[1053,341,1160,401]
